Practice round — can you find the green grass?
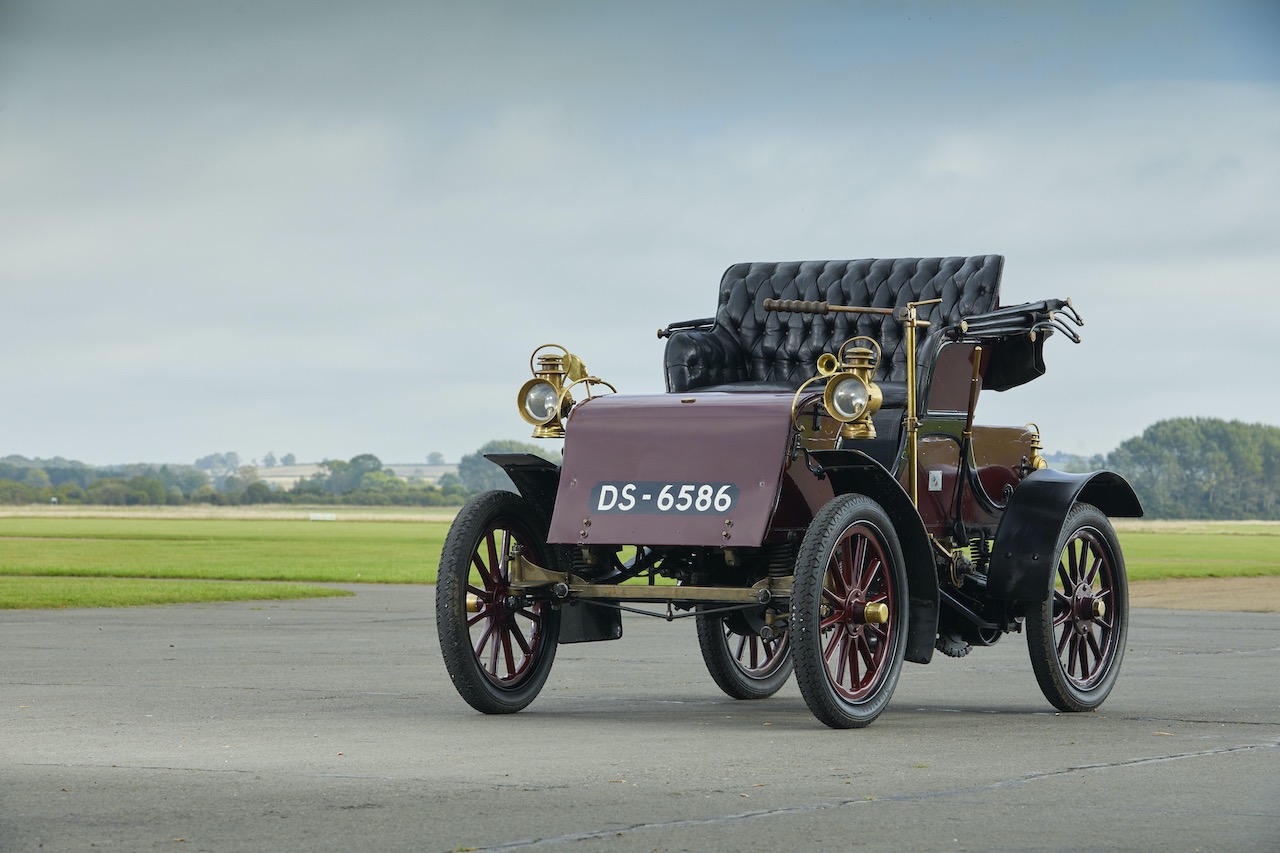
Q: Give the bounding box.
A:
[0,514,448,609]
[0,516,449,584]
[0,513,1275,610]
[1116,524,1280,581]
[0,576,352,609]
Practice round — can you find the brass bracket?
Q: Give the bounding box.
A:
[509,551,793,603]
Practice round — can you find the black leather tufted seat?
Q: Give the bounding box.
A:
[664,256,1004,397]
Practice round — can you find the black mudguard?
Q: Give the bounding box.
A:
[987,469,1143,602]
[808,450,939,665]
[484,453,561,522]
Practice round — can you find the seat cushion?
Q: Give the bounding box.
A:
[665,256,1003,394]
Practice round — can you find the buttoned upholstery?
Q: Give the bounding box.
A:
[664,256,1004,394]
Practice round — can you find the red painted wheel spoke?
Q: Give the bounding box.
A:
[500,628,517,677]
[1085,626,1104,664]
[487,623,503,674]
[837,634,852,687]
[866,623,889,644]
[1076,634,1091,679]
[466,610,489,628]
[1052,594,1071,627]
[1085,547,1102,586]
[484,531,501,584]
[1065,634,1080,677]
[509,624,533,656]
[513,606,541,624]
[472,551,496,588]
[1056,623,1072,655]
[474,618,496,664]
[831,548,851,598]
[1057,562,1072,592]
[861,556,883,595]
[823,625,844,663]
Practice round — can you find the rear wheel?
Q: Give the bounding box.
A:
[436,491,560,713]
[1026,502,1128,711]
[696,608,792,700]
[791,495,908,728]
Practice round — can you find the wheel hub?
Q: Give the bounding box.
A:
[1071,582,1097,633]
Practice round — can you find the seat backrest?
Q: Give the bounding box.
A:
[717,256,1004,385]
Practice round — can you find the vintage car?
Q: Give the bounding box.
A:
[435,255,1142,728]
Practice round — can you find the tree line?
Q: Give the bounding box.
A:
[0,441,555,508]
[0,420,1276,517]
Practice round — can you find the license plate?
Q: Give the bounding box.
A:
[590,481,739,515]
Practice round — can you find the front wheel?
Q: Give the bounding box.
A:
[790,495,908,728]
[696,608,793,700]
[436,491,560,714]
[1026,502,1128,712]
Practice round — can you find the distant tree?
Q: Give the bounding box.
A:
[301,453,386,496]
[281,453,297,466]
[0,481,36,504]
[126,476,167,505]
[427,451,446,465]
[54,482,85,504]
[262,451,278,468]
[457,440,560,493]
[1107,418,1280,519]
[242,481,277,504]
[24,468,51,489]
[195,452,240,473]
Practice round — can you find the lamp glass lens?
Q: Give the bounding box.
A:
[831,377,868,420]
[523,381,559,423]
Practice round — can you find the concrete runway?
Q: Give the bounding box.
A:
[3,586,1277,852]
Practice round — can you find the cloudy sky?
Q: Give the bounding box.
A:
[2,1,1277,467]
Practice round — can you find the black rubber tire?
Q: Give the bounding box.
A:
[696,609,793,700]
[790,494,908,729]
[436,490,560,714]
[1026,502,1128,712]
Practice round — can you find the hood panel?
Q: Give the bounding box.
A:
[547,393,796,548]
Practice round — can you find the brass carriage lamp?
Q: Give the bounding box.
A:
[819,337,884,440]
[517,344,586,438]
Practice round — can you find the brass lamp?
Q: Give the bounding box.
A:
[517,344,615,439]
[818,337,884,440]
[517,344,586,438]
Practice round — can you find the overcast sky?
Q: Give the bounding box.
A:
[2,1,1277,467]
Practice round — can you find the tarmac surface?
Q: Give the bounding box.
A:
[3,585,1277,852]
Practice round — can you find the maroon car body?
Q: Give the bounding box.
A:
[435,255,1142,728]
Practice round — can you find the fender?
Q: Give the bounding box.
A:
[808,449,939,666]
[987,469,1143,602]
[484,453,561,524]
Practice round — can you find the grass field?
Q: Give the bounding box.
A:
[0,508,1276,609]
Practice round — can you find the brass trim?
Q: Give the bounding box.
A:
[519,343,615,439]
[1091,599,1106,619]
[902,298,941,507]
[507,552,794,603]
[465,594,483,613]
[863,602,889,624]
[1025,422,1048,470]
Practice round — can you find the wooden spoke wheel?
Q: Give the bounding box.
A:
[791,495,907,728]
[1026,502,1128,712]
[696,607,793,700]
[436,491,560,714]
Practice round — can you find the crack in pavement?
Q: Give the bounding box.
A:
[443,737,1280,852]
